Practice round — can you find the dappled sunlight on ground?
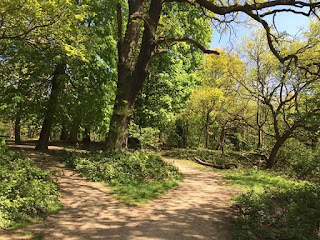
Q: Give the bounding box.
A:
[1,145,238,240]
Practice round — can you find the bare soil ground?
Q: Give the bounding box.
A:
[0,144,238,240]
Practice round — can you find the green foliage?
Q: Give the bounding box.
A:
[277,139,320,182]
[233,182,320,240]
[0,149,60,229]
[129,123,160,150]
[0,140,8,154]
[219,161,320,240]
[223,168,295,192]
[60,151,182,205]
[166,148,244,166]
[0,122,9,137]
[62,151,181,184]
[111,181,179,206]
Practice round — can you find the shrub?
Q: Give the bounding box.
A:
[61,151,181,185]
[0,149,60,228]
[129,123,161,150]
[60,151,182,205]
[234,182,320,240]
[277,139,320,182]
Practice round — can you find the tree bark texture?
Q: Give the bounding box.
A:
[106,0,162,151]
[36,64,66,150]
[266,137,285,169]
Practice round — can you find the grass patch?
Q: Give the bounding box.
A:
[0,140,61,229]
[111,180,180,206]
[222,168,296,192]
[171,158,211,171]
[60,150,182,205]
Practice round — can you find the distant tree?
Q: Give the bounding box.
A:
[239,30,320,168]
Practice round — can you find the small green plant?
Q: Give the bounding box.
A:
[60,151,182,205]
[0,149,61,229]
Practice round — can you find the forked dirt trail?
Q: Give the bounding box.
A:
[1,146,237,240]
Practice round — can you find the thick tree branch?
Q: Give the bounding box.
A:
[165,0,319,64]
[157,37,219,54]
[166,0,320,15]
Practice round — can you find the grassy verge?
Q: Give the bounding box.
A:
[222,168,295,192]
[60,150,182,206]
[0,141,61,229]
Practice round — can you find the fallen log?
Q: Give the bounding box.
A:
[194,157,238,169]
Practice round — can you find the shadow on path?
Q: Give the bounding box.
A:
[1,144,238,240]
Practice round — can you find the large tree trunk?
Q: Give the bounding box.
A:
[266,137,285,169]
[14,111,21,144]
[106,0,162,151]
[36,64,66,150]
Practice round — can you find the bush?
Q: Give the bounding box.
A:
[0,148,60,228]
[61,151,181,185]
[234,182,320,240]
[129,123,161,150]
[60,151,182,205]
[0,139,8,153]
[277,139,320,182]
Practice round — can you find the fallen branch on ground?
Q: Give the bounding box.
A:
[194,157,238,169]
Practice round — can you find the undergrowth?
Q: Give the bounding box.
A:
[224,168,320,240]
[233,180,320,240]
[0,140,61,229]
[60,150,182,205]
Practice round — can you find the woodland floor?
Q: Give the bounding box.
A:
[0,143,238,240]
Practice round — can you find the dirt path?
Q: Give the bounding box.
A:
[1,146,237,240]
